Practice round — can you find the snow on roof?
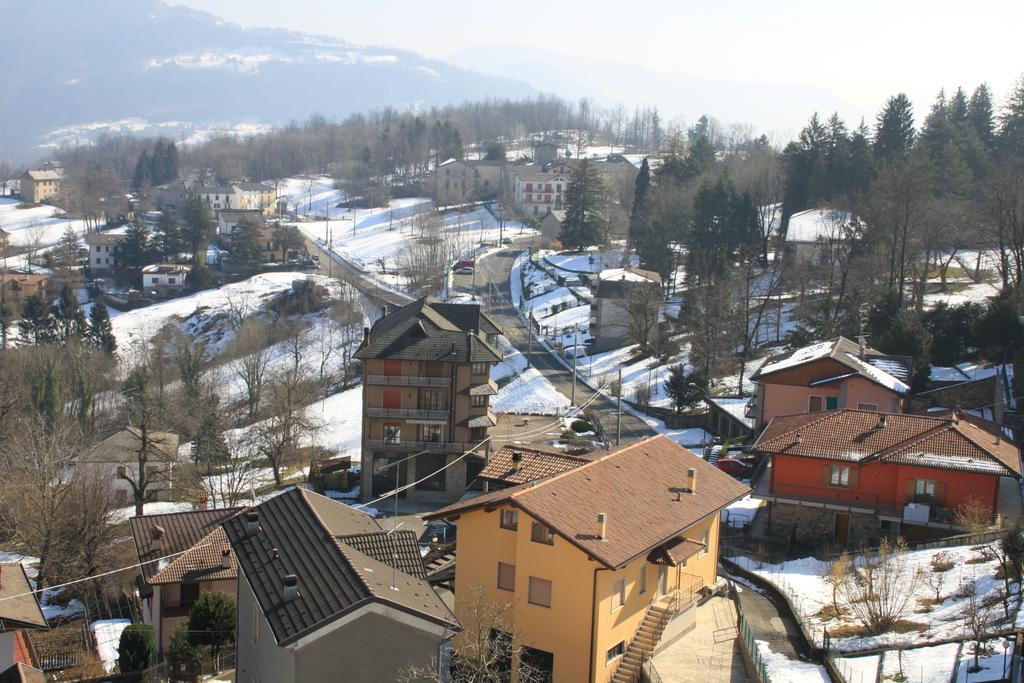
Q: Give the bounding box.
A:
[786,208,854,243]
[956,362,999,380]
[757,340,835,376]
[709,397,754,428]
[930,366,969,383]
[842,353,909,395]
[597,268,657,283]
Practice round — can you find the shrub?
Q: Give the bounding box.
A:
[118,624,156,674]
[168,624,204,669]
[570,419,593,434]
[560,429,577,440]
[187,592,236,658]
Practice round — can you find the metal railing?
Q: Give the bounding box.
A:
[365,439,467,453]
[366,375,451,387]
[366,407,449,420]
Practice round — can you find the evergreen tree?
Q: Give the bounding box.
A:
[162,141,179,183]
[663,364,707,413]
[150,140,166,185]
[193,400,230,465]
[52,281,85,341]
[628,158,652,255]
[19,293,54,344]
[182,198,214,266]
[559,160,607,249]
[968,84,996,150]
[31,360,61,433]
[118,624,156,674]
[87,298,117,355]
[187,593,236,659]
[230,219,264,274]
[847,120,875,194]
[117,221,152,286]
[132,150,151,191]
[483,142,506,161]
[874,93,916,164]
[154,210,184,261]
[998,76,1024,158]
[948,87,969,123]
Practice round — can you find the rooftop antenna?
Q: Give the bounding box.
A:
[857,302,870,358]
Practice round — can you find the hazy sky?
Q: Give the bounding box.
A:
[175,0,1023,115]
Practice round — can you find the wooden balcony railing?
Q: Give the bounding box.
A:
[366,407,449,420]
[366,375,450,388]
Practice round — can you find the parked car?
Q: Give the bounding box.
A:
[715,458,753,477]
[454,267,475,275]
[561,345,587,359]
[501,237,513,245]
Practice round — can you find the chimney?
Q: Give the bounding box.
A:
[282,574,299,603]
[150,526,165,552]
[381,305,388,318]
[244,511,260,537]
[363,326,370,344]
[220,548,232,569]
[795,433,802,445]
[858,335,867,359]
[511,451,522,473]
[687,468,697,495]
[597,512,607,541]
[877,414,887,429]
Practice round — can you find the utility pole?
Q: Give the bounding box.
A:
[327,227,333,278]
[616,367,622,446]
[526,311,534,369]
[571,325,578,406]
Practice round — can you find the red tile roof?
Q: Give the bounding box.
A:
[753,409,1021,477]
[427,435,749,569]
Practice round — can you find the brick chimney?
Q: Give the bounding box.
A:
[150,526,165,552]
[220,548,232,569]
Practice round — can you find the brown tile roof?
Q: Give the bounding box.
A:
[753,409,1021,477]
[0,663,45,683]
[354,297,502,363]
[0,565,46,631]
[223,488,457,646]
[648,536,705,566]
[426,435,749,569]
[750,336,911,394]
[130,508,243,583]
[477,445,590,487]
[148,527,236,585]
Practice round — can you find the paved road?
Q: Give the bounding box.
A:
[473,248,656,446]
[304,236,414,309]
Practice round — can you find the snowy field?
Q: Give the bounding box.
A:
[756,640,829,682]
[0,197,93,248]
[492,367,571,415]
[92,619,131,672]
[731,541,1018,653]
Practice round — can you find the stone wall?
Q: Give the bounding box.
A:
[767,502,887,549]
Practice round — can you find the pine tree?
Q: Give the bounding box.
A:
[118,221,152,286]
[559,160,607,250]
[663,364,707,413]
[193,400,230,465]
[998,76,1024,158]
[163,141,179,183]
[230,218,264,274]
[132,150,151,191]
[150,140,166,185]
[52,282,85,342]
[949,87,969,123]
[968,84,996,150]
[154,211,183,261]
[182,198,214,266]
[874,93,916,164]
[19,293,55,344]
[87,299,117,355]
[629,158,652,255]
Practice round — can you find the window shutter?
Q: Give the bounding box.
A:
[904,479,917,502]
[848,468,860,488]
[934,481,947,507]
[821,465,831,486]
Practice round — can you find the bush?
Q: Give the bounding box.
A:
[570,419,593,434]
[168,624,204,669]
[560,429,577,440]
[118,623,156,674]
[187,592,236,658]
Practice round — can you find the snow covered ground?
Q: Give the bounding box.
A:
[832,653,880,683]
[756,640,829,682]
[724,494,764,528]
[91,619,131,672]
[0,197,94,248]
[492,367,571,415]
[731,541,1018,653]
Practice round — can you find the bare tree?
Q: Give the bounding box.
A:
[121,364,178,516]
[960,577,997,674]
[230,319,272,420]
[248,365,321,486]
[398,584,549,683]
[621,283,662,355]
[23,222,46,274]
[317,285,363,389]
[820,551,850,617]
[201,435,261,507]
[836,537,921,635]
[302,176,317,214]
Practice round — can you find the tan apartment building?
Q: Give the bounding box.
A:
[19,170,61,204]
[354,298,502,504]
[434,159,505,205]
[513,171,571,217]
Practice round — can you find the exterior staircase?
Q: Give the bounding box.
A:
[610,601,673,683]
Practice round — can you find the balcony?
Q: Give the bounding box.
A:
[366,375,450,388]
[750,460,892,516]
[366,407,449,421]
[365,439,466,454]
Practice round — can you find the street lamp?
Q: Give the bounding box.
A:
[1003,639,1010,678]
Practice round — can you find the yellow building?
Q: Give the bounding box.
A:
[427,435,749,682]
[20,169,62,204]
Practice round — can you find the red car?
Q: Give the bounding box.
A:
[715,458,753,477]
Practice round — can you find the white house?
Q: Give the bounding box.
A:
[85,232,125,275]
[76,427,180,508]
[142,264,190,295]
[783,208,858,264]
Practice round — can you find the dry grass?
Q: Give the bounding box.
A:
[816,604,848,620]
[829,619,927,639]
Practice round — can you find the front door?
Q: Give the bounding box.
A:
[834,513,850,546]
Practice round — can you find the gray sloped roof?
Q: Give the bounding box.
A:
[130,507,244,583]
[223,488,458,646]
[354,298,502,363]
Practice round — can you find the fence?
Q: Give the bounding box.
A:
[737,612,769,682]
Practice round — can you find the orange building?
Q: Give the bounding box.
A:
[751,409,1022,547]
[750,336,911,430]
[426,436,748,682]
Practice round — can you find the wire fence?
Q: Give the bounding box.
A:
[737,612,769,682]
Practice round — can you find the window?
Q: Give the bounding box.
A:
[829,465,851,488]
[500,509,518,530]
[180,582,200,607]
[415,453,447,491]
[471,395,488,408]
[638,566,648,595]
[471,362,488,376]
[915,479,936,498]
[857,402,879,411]
[606,641,625,664]
[383,424,401,444]
[531,522,554,545]
[528,577,552,607]
[421,390,444,410]
[826,396,839,410]
[809,395,824,412]
[168,277,176,284]
[497,562,516,591]
[611,579,626,611]
[658,566,668,596]
[421,424,442,443]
